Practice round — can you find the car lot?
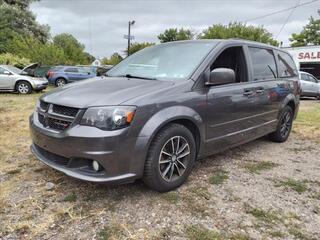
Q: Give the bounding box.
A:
[0,90,319,239]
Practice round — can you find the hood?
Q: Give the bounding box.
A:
[18,74,46,82]
[22,63,39,72]
[41,77,175,108]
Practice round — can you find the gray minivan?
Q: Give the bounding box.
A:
[30,40,300,192]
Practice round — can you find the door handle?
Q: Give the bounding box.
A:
[256,88,264,94]
[243,90,254,96]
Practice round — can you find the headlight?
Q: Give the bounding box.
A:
[80,106,136,130]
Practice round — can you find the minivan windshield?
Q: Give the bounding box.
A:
[107,41,217,81]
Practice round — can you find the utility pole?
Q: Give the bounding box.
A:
[126,20,135,57]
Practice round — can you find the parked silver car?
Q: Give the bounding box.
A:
[299,71,320,99]
[0,65,48,94]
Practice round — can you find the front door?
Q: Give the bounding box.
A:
[205,46,262,154]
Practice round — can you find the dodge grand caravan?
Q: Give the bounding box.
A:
[30,40,300,192]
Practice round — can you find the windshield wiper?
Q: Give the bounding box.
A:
[113,74,157,80]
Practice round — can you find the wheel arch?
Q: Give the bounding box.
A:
[14,79,33,91]
[132,106,205,178]
[280,93,299,120]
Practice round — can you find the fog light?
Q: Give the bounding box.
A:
[92,161,101,172]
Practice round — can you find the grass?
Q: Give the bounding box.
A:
[162,192,180,204]
[288,227,309,240]
[188,186,211,200]
[185,225,221,240]
[274,178,308,194]
[294,102,320,139]
[97,224,126,240]
[208,169,228,185]
[245,207,282,225]
[268,230,285,238]
[243,161,278,174]
[63,193,77,202]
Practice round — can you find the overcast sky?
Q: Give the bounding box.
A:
[30,0,320,59]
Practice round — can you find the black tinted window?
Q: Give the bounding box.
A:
[65,68,79,73]
[276,51,298,77]
[249,47,277,80]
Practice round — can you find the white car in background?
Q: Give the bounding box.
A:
[299,71,320,100]
[0,65,48,94]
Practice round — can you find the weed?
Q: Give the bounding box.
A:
[63,194,77,202]
[185,225,221,240]
[274,178,308,194]
[162,192,180,204]
[243,161,278,174]
[269,230,285,238]
[97,224,125,240]
[188,186,211,200]
[209,169,228,185]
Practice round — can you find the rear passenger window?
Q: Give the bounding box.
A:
[249,47,277,81]
[276,51,298,77]
[65,68,79,73]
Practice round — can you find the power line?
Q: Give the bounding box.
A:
[243,0,319,22]
[276,0,300,39]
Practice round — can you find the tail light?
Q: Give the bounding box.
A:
[47,71,54,78]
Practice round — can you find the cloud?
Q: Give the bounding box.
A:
[30,0,320,58]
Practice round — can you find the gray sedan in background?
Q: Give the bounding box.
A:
[299,71,320,99]
[0,65,48,94]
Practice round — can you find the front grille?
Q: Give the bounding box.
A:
[38,101,79,131]
[52,104,78,117]
[47,118,71,131]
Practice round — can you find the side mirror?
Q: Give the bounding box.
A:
[206,68,235,86]
[3,70,11,75]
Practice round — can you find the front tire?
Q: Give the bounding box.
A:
[143,123,196,192]
[269,106,293,143]
[16,81,32,94]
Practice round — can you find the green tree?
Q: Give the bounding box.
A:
[0,0,50,52]
[127,42,155,55]
[157,28,194,43]
[0,52,30,68]
[101,52,123,65]
[290,16,320,47]
[53,33,91,64]
[199,22,278,46]
[8,35,66,65]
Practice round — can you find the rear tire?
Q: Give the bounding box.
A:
[16,81,32,94]
[143,123,196,192]
[269,106,293,143]
[55,78,66,87]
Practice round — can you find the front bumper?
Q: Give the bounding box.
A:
[30,114,141,184]
[34,82,48,91]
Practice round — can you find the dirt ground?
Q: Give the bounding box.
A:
[0,90,320,240]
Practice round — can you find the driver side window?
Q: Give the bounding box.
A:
[210,46,248,84]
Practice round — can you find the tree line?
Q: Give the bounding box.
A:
[1,0,319,68]
[102,17,320,65]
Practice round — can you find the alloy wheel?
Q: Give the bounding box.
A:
[280,111,292,138]
[56,79,65,87]
[158,136,190,182]
[18,83,30,94]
